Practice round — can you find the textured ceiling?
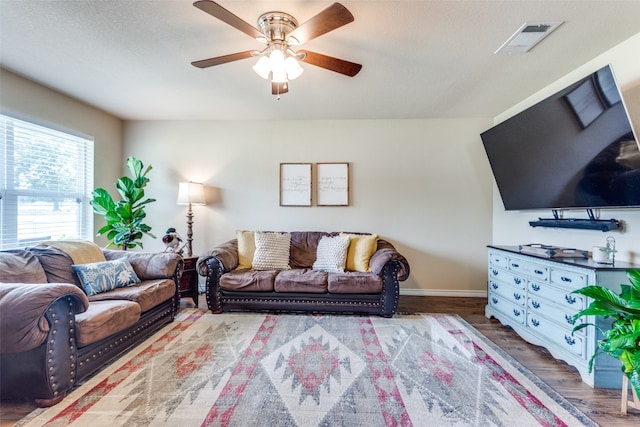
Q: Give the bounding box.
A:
[1,0,639,121]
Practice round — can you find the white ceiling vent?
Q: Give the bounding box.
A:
[495,21,563,54]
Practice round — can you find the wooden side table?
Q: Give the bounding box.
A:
[179,256,199,307]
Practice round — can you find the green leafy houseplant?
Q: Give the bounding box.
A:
[572,269,640,398]
[91,157,156,250]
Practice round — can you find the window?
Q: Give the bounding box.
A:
[1,114,94,250]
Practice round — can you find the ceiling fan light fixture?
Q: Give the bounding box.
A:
[272,70,288,83]
[285,56,303,80]
[268,49,285,73]
[252,56,270,79]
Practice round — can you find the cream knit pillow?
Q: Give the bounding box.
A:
[313,235,350,273]
[252,232,291,270]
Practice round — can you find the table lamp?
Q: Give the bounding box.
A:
[176,181,206,257]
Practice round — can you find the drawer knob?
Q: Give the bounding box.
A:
[565,314,575,325]
[513,309,521,317]
[492,297,498,304]
[511,263,519,268]
[492,283,499,290]
[561,276,572,283]
[565,295,577,304]
[534,269,544,275]
[564,335,576,346]
[531,301,540,309]
[531,318,540,327]
[492,269,499,276]
[514,277,522,285]
[531,283,541,292]
[513,293,522,300]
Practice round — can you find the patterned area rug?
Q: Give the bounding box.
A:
[16,310,596,427]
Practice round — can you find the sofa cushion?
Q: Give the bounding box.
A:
[73,259,141,296]
[327,272,383,294]
[312,234,350,273]
[220,270,276,292]
[344,234,379,272]
[0,250,47,284]
[102,250,181,281]
[289,231,330,268]
[87,278,176,312]
[252,232,291,270]
[274,269,328,293]
[75,299,141,347]
[37,240,106,264]
[236,230,255,269]
[27,246,81,287]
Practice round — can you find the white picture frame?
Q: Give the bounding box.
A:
[317,162,349,206]
[280,163,312,206]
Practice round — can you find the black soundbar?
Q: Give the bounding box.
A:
[529,218,620,231]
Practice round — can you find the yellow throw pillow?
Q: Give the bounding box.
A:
[236,230,255,269]
[344,234,379,272]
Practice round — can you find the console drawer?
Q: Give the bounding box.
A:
[489,269,526,289]
[489,252,509,269]
[489,279,526,306]
[550,268,588,288]
[527,280,587,311]
[527,296,586,330]
[508,258,549,282]
[489,294,525,325]
[527,314,586,359]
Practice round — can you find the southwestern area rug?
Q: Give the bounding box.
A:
[16,310,597,427]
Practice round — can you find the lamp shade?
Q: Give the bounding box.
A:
[177,182,206,205]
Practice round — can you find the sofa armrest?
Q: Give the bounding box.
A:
[197,239,239,276]
[102,249,181,281]
[369,240,410,281]
[0,283,89,353]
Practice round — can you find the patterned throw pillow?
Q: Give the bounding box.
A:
[73,259,141,296]
[313,235,350,273]
[252,232,291,271]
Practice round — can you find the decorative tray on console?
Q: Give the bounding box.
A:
[518,244,588,259]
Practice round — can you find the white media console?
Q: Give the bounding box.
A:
[485,245,640,388]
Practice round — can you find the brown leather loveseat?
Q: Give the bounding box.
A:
[0,241,181,406]
[197,231,410,317]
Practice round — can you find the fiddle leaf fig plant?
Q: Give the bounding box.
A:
[572,269,640,398]
[91,157,156,250]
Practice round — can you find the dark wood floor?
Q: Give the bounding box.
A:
[1,296,638,426]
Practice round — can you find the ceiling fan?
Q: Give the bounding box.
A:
[191,1,362,98]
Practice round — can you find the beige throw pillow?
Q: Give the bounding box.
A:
[252,232,291,271]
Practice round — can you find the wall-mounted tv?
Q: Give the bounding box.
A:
[481,65,640,212]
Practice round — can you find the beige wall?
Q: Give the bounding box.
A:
[491,33,640,263]
[123,118,494,295]
[0,68,123,246]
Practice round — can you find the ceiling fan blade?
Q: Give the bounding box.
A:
[288,3,354,45]
[194,0,263,40]
[191,50,256,68]
[272,81,289,95]
[298,50,362,77]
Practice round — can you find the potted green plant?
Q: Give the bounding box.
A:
[91,156,156,250]
[572,269,640,400]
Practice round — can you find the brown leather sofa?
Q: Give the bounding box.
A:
[197,231,410,317]
[0,244,182,407]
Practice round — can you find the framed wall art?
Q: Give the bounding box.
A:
[316,162,349,206]
[279,163,312,206]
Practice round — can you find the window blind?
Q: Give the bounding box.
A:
[0,114,94,250]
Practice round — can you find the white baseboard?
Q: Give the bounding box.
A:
[400,288,488,298]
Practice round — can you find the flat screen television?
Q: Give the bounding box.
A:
[481,65,640,212]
